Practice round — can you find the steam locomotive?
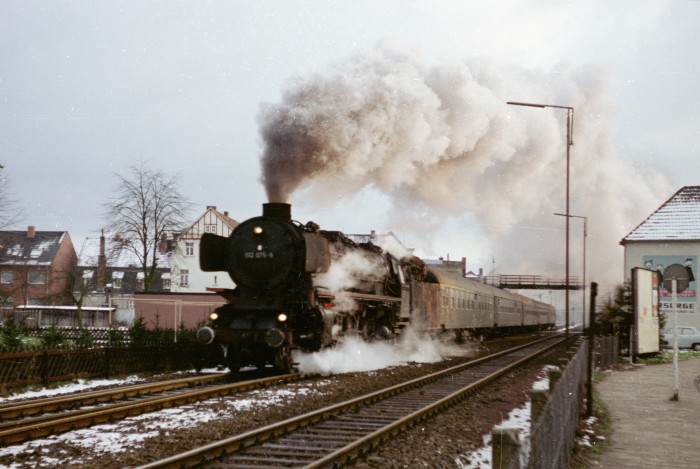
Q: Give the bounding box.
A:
[196,203,555,372]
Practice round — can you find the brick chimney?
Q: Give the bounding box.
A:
[27,226,36,238]
[96,230,107,289]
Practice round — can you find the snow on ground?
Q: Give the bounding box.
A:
[0,368,228,403]
[0,376,145,403]
[454,364,557,469]
[0,376,332,468]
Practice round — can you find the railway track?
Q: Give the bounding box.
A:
[136,334,568,468]
[0,372,300,446]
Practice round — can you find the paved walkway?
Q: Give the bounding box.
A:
[591,357,700,468]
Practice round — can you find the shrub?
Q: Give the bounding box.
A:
[41,326,65,347]
[0,319,22,348]
[76,329,94,348]
[108,329,125,345]
[129,317,149,345]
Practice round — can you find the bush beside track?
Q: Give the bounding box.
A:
[0,318,221,390]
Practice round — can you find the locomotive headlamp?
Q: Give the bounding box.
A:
[253,226,263,235]
[209,312,219,321]
[277,313,288,322]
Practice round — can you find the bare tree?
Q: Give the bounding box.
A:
[0,166,22,229]
[46,268,95,328]
[103,162,190,292]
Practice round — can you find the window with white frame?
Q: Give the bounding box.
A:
[204,224,216,233]
[185,242,194,256]
[0,271,13,284]
[82,270,93,287]
[161,272,171,290]
[112,271,124,289]
[180,269,189,287]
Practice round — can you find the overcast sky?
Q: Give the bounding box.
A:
[2,1,699,292]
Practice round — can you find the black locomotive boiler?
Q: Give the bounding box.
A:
[197,202,555,372]
[197,202,405,372]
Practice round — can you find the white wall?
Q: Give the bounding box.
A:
[170,239,235,293]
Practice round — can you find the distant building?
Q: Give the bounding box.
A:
[133,206,238,330]
[425,257,468,277]
[346,230,413,259]
[133,292,222,330]
[0,226,78,323]
[170,206,239,293]
[76,231,174,325]
[621,186,700,329]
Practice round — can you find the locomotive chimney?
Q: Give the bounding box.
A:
[263,202,291,220]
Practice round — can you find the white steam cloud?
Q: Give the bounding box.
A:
[258,45,671,285]
[313,250,386,311]
[294,328,472,376]
[314,250,383,292]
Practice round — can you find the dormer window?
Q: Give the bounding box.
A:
[111,271,124,289]
[82,270,93,287]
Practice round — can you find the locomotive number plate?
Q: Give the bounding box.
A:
[244,251,275,259]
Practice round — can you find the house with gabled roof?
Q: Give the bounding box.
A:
[0,226,78,312]
[170,205,239,292]
[621,186,700,329]
[78,232,173,293]
[132,206,238,330]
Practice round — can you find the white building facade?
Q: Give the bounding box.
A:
[621,186,700,329]
[170,206,239,293]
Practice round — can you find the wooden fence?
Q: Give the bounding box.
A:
[0,342,221,389]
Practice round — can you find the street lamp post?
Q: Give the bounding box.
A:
[555,213,587,330]
[507,101,574,337]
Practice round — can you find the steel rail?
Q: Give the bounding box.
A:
[0,373,226,420]
[307,337,566,468]
[135,334,569,468]
[0,373,299,446]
